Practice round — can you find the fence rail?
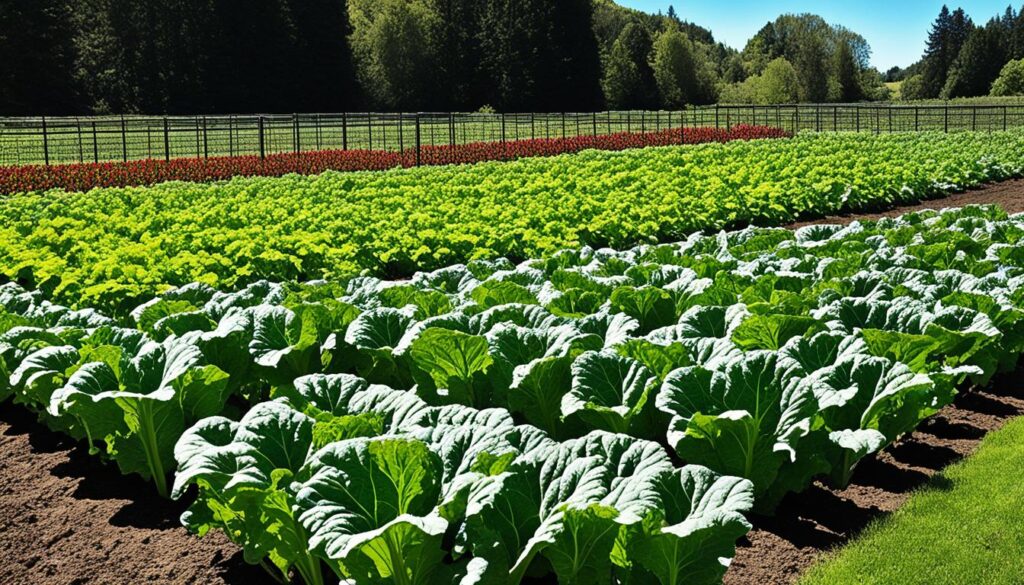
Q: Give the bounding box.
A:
[2,104,1024,167]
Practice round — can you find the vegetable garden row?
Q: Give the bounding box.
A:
[2,204,1023,584]
[3,130,1024,313]
[0,125,786,195]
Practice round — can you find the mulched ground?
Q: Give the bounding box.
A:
[1,180,1023,585]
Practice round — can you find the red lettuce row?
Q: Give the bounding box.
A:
[0,125,788,194]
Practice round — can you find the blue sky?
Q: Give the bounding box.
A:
[618,1,1018,70]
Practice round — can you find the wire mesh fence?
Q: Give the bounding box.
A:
[2,104,1023,167]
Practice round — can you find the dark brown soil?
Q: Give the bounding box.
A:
[786,178,1024,228]
[1,181,1023,585]
[0,407,274,585]
[724,367,1024,585]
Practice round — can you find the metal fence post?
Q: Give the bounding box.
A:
[342,113,348,150]
[293,114,300,153]
[120,115,128,162]
[194,117,201,158]
[76,118,84,162]
[315,114,322,150]
[228,116,234,157]
[385,113,393,154]
[944,106,949,133]
[915,107,919,131]
[92,121,99,163]
[971,107,977,132]
[815,105,821,132]
[592,112,598,136]
[1004,106,1009,131]
[715,104,720,128]
[258,116,266,159]
[163,117,170,161]
[856,107,860,132]
[641,111,645,133]
[561,112,566,138]
[415,113,422,166]
[202,116,209,158]
[833,106,838,132]
[449,112,455,148]
[41,116,50,166]
[397,113,404,153]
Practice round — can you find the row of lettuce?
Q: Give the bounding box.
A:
[3,205,1024,584]
[2,130,1024,313]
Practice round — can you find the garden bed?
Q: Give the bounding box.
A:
[2,181,1024,585]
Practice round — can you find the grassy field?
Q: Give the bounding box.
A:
[801,416,1024,585]
[5,104,1024,166]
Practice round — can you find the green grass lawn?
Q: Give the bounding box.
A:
[800,416,1024,585]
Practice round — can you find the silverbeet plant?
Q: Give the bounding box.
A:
[172,373,438,585]
[294,436,452,585]
[172,401,325,585]
[459,431,754,585]
[656,350,818,506]
[49,336,230,497]
[172,372,756,585]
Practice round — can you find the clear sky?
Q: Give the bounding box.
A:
[617,1,1018,70]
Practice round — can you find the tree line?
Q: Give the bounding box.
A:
[889,5,1024,99]
[714,14,884,104]
[3,0,1023,117]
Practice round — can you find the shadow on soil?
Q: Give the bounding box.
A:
[918,418,987,441]
[1,407,187,530]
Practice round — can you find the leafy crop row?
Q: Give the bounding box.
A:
[0,125,786,195]
[2,131,1023,313]
[2,205,1023,584]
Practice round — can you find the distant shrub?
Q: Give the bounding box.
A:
[991,59,1024,97]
